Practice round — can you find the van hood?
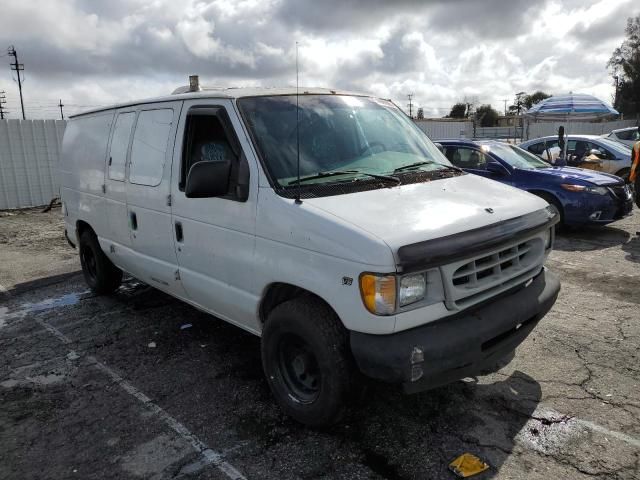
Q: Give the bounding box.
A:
[532,166,623,185]
[304,174,548,254]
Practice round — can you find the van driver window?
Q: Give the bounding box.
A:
[108,112,135,181]
[129,108,173,187]
[180,111,239,193]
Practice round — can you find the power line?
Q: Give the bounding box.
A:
[7,45,26,120]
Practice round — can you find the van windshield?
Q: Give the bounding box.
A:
[237,95,453,190]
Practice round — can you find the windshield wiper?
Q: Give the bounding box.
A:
[288,170,400,185]
[393,161,463,174]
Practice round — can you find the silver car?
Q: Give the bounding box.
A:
[605,127,639,147]
[519,135,632,180]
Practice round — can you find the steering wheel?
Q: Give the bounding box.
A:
[359,142,386,156]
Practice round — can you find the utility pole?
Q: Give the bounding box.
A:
[7,46,26,120]
[58,99,64,120]
[502,99,508,116]
[515,91,526,117]
[0,91,7,120]
[407,93,413,119]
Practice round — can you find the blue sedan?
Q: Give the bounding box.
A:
[438,139,633,227]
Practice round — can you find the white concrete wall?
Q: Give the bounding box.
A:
[414,120,473,140]
[0,120,66,209]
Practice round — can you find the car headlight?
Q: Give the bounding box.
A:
[399,273,426,307]
[560,184,608,195]
[360,272,427,315]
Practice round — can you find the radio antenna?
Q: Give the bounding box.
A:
[295,41,302,204]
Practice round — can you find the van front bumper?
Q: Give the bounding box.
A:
[349,268,560,393]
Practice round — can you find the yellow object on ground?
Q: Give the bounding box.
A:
[449,453,490,478]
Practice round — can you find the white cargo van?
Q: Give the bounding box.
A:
[61,83,560,426]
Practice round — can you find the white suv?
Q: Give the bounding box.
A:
[606,126,639,147]
[60,84,560,426]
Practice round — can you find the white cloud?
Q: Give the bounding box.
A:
[0,0,636,119]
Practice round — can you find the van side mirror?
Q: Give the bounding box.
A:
[185,160,231,198]
[486,162,509,176]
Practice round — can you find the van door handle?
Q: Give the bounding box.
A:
[175,221,183,242]
[130,211,138,230]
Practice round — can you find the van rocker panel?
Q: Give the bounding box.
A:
[349,268,560,393]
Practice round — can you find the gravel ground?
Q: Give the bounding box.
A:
[0,207,77,292]
[0,207,639,479]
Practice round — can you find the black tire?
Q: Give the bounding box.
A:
[634,178,640,209]
[261,296,355,427]
[614,168,630,183]
[535,192,564,230]
[79,230,123,294]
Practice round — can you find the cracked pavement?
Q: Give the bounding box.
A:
[0,207,639,479]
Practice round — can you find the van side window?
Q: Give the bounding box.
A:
[180,108,243,200]
[129,109,173,187]
[108,112,135,181]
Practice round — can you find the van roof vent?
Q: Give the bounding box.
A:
[171,75,230,95]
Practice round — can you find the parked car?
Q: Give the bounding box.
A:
[61,84,560,426]
[519,135,632,180]
[439,139,633,227]
[604,126,639,147]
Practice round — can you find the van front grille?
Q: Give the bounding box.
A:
[440,236,545,310]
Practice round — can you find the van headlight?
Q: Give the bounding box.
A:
[359,272,427,315]
[399,273,426,307]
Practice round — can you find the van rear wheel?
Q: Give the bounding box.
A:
[79,230,122,294]
[261,296,355,427]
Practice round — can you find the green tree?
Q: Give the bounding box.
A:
[508,92,527,115]
[524,91,551,109]
[475,104,499,127]
[448,102,468,118]
[608,15,640,117]
[416,107,424,120]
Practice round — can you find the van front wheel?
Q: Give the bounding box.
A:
[79,231,123,294]
[261,297,355,427]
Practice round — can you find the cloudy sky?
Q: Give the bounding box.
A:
[0,0,637,119]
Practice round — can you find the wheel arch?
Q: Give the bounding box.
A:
[259,282,341,327]
[527,189,565,220]
[76,219,95,238]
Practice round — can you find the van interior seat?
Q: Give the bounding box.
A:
[196,141,233,164]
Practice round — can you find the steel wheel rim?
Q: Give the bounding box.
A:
[81,246,97,282]
[277,334,320,404]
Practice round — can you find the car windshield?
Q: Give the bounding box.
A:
[237,95,451,188]
[484,143,550,169]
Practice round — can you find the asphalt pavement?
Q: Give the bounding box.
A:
[1,207,639,479]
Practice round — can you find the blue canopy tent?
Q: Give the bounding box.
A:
[524,93,619,163]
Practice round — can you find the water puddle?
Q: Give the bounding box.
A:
[0,291,89,329]
[23,292,86,312]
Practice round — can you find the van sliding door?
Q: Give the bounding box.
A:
[124,102,187,297]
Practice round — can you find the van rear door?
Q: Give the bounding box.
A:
[125,102,187,296]
[105,109,135,251]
